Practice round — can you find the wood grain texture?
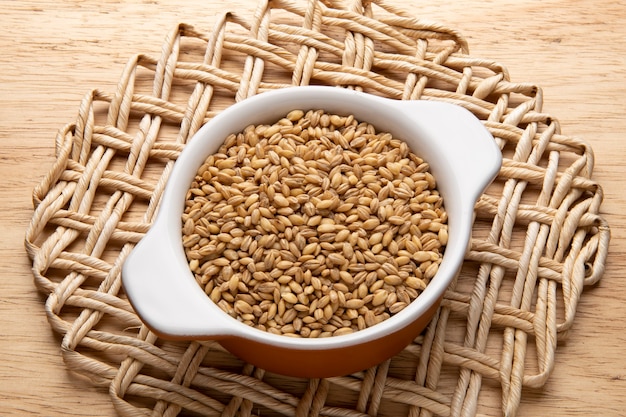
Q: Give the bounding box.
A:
[1,1,624,416]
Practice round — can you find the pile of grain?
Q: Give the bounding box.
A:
[182,109,447,338]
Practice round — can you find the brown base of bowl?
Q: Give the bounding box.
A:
[219,297,442,378]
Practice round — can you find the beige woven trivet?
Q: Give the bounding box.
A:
[24,1,610,416]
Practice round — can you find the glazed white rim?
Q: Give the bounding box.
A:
[122,86,501,350]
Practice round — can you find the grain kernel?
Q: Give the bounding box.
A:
[345,299,365,309]
[317,223,336,234]
[362,218,380,230]
[333,327,354,336]
[281,292,298,304]
[383,275,403,286]
[405,276,426,290]
[273,194,290,207]
[287,109,304,121]
[372,290,388,307]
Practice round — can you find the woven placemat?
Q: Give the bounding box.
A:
[25,0,610,416]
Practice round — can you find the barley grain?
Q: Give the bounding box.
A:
[183,109,447,337]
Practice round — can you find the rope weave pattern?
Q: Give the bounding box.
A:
[25,1,609,416]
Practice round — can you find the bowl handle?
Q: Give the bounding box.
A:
[122,221,232,339]
[392,99,502,207]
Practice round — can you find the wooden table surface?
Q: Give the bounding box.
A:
[2,1,625,416]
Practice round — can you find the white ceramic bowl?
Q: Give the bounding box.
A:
[122,86,501,377]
